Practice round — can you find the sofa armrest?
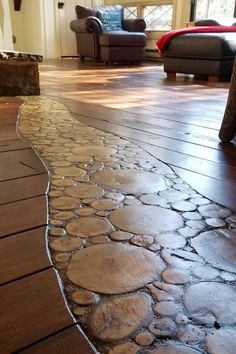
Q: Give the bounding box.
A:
[70,17,103,34]
[122,18,146,32]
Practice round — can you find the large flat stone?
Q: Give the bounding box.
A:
[67,244,164,294]
[109,206,183,234]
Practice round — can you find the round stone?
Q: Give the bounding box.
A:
[53,167,86,178]
[89,294,152,340]
[159,190,189,203]
[72,145,117,157]
[91,199,119,211]
[75,207,95,216]
[155,233,186,249]
[182,212,202,220]
[198,204,231,218]
[51,161,71,167]
[73,307,88,316]
[135,331,154,346]
[149,318,176,337]
[66,155,93,163]
[177,324,205,344]
[109,342,140,354]
[65,184,104,199]
[131,235,154,247]
[154,301,178,316]
[53,211,74,220]
[52,179,74,187]
[110,231,133,241]
[192,266,219,280]
[206,328,236,354]
[186,220,206,230]
[171,201,197,212]
[178,227,199,238]
[191,229,236,273]
[90,236,110,244]
[220,271,236,281]
[50,237,82,252]
[51,197,78,210]
[67,243,164,294]
[92,170,166,194]
[66,217,112,238]
[71,290,97,305]
[49,228,66,237]
[184,282,236,326]
[109,206,183,234]
[175,314,189,325]
[162,268,190,284]
[190,197,209,205]
[148,344,202,354]
[54,253,69,263]
[139,194,169,206]
[205,218,226,228]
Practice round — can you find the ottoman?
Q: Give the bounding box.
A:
[163,32,236,81]
[99,31,146,65]
[0,51,43,96]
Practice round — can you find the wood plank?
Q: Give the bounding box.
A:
[0,149,46,173]
[76,115,236,183]
[0,173,48,205]
[0,125,19,141]
[0,138,29,152]
[0,195,47,237]
[0,227,51,284]
[21,326,96,354]
[0,269,74,353]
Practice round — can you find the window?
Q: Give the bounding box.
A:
[194,0,236,20]
[143,4,173,31]
[124,6,137,19]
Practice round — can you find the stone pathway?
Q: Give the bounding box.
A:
[18,96,236,354]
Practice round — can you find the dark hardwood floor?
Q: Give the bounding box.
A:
[40,59,236,210]
[0,98,95,354]
[1,59,236,353]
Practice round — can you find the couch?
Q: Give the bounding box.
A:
[70,5,147,65]
[159,19,236,81]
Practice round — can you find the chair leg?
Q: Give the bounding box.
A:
[166,72,176,81]
[80,56,85,62]
[208,75,219,83]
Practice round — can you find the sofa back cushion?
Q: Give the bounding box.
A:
[75,5,97,18]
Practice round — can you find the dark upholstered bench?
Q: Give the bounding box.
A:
[0,51,43,96]
[163,32,236,81]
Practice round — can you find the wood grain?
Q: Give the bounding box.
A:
[0,269,74,353]
[21,326,96,354]
[0,195,47,237]
[0,173,48,205]
[0,227,51,284]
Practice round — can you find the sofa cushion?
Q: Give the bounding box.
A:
[75,5,97,18]
[97,7,122,31]
[165,33,236,59]
[99,31,146,47]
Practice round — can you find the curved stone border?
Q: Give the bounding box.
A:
[18,96,236,354]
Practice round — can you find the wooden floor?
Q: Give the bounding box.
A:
[40,59,236,211]
[1,59,236,353]
[0,98,95,353]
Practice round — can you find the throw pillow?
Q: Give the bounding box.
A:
[97,8,122,31]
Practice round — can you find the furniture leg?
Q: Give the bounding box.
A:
[166,72,176,81]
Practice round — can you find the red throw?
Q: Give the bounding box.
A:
[156,26,236,54]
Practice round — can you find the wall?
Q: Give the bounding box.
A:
[0,0,13,50]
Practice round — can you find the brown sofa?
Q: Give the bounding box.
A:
[70,5,147,65]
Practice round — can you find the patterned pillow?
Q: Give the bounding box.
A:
[97,8,122,31]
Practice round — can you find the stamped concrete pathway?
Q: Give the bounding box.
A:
[18,96,236,354]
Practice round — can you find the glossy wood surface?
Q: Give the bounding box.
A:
[39,59,236,210]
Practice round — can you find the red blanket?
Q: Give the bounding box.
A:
[156,26,236,53]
